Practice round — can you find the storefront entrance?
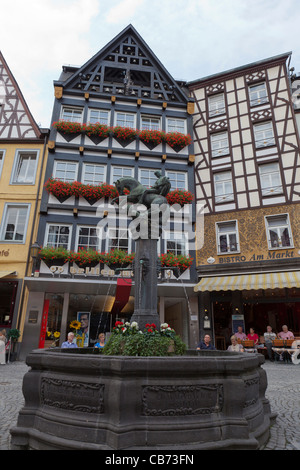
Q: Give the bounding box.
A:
[0,280,18,329]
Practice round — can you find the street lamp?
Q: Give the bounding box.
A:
[30,241,40,273]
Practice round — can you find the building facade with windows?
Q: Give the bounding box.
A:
[0,52,48,343]
[189,52,300,348]
[20,26,198,359]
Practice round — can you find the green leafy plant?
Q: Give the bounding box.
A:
[103,321,186,356]
[38,246,70,261]
[7,329,21,341]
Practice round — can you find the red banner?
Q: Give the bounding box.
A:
[110,278,132,315]
[38,299,49,348]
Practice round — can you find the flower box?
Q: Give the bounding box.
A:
[45,179,119,203]
[112,126,138,147]
[38,246,69,268]
[138,129,165,150]
[165,132,192,152]
[159,252,193,278]
[83,122,111,145]
[53,121,83,142]
[166,189,194,206]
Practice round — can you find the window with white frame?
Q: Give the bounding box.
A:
[45,224,72,249]
[139,168,157,188]
[111,166,134,184]
[167,118,185,133]
[115,112,135,128]
[214,171,234,203]
[165,231,188,256]
[0,204,30,242]
[208,94,225,117]
[61,107,83,122]
[211,132,229,157]
[166,170,187,190]
[259,162,283,196]
[88,109,109,125]
[216,221,239,253]
[53,161,78,182]
[0,150,5,179]
[249,82,268,107]
[82,163,106,186]
[254,121,275,148]
[141,115,161,130]
[107,228,129,252]
[11,151,39,184]
[76,226,99,251]
[265,214,293,249]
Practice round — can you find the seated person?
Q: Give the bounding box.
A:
[227,335,244,352]
[61,332,78,348]
[247,328,259,345]
[264,325,276,361]
[277,325,294,340]
[95,332,106,348]
[234,326,247,341]
[197,334,216,350]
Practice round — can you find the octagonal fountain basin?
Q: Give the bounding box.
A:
[10,348,275,450]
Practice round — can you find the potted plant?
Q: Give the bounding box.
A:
[45,178,74,203]
[138,129,165,150]
[112,126,138,147]
[166,189,194,206]
[165,131,192,152]
[7,328,21,362]
[83,122,111,145]
[38,246,69,268]
[45,330,61,348]
[72,181,118,205]
[52,120,83,142]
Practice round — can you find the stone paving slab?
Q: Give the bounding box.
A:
[0,360,299,450]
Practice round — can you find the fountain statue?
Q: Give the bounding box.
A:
[10,172,275,451]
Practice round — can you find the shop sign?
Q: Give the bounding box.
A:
[0,249,10,257]
[218,250,297,264]
[36,265,133,278]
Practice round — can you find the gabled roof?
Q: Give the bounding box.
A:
[0,51,44,140]
[55,25,189,104]
[188,51,292,88]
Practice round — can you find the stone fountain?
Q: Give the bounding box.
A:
[10,172,275,450]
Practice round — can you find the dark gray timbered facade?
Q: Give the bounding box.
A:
[21,26,198,358]
[189,53,300,348]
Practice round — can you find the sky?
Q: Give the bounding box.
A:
[1,0,300,128]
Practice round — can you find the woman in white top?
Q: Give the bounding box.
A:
[0,332,6,364]
[227,335,244,352]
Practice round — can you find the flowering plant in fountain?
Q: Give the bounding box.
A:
[103,321,186,356]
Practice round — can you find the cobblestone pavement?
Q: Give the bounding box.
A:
[0,360,299,450]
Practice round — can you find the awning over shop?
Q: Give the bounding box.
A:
[194,271,300,292]
[0,271,17,279]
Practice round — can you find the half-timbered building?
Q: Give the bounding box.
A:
[20,25,198,358]
[0,51,48,351]
[189,52,300,348]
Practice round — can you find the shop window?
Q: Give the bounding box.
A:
[0,281,17,327]
[265,214,293,249]
[45,293,64,346]
[53,160,78,182]
[211,132,229,158]
[0,204,30,243]
[11,150,39,185]
[214,171,234,203]
[249,82,268,107]
[259,162,283,196]
[216,220,239,253]
[45,224,72,249]
[208,93,225,117]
